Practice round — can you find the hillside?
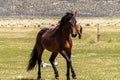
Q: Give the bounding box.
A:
[0,0,120,17]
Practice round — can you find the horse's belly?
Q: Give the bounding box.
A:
[45,46,59,53]
[42,39,59,53]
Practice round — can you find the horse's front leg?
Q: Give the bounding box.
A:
[60,50,77,80]
[60,50,71,80]
[49,53,59,79]
[70,58,77,79]
[67,51,77,79]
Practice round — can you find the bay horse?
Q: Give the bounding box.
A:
[27,12,77,80]
[76,24,82,39]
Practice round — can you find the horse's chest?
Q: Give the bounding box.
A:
[65,41,71,49]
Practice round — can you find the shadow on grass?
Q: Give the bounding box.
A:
[15,78,36,80]
[15,78,45,80]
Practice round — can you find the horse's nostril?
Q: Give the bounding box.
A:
[72,34,77,37]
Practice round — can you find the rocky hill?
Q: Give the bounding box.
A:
[0,0,120,18]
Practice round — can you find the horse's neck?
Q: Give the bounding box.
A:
[51,25,60,34]
[52,25,71,40]
[59,25,71,40]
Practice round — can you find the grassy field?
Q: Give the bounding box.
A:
[0,18,120,80]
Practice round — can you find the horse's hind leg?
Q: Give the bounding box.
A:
[49,53,59,79]
[37,47,44,80]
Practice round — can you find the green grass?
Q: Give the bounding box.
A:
[0,18,120,80]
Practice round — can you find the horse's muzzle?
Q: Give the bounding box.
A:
[72,34,77,37]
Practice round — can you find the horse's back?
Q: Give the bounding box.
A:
[38,28,50,35]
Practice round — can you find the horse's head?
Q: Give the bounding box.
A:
[68,11,77,37]
[76,24,83,39]
[60,11,77,38]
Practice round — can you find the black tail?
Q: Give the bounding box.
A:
[27,45,38,71]
[27,27,49,71]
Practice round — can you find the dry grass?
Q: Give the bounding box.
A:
[0,18,120,80]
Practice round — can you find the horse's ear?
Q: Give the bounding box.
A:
[66,12,69,15]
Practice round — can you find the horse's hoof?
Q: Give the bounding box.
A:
[37,78,45,80]
[55,77,59,80]
[67,78,70,80]
[55,74,59,79]
[55,78,59,80]
[72,75,77,79]
[38,78,41,80]
[72,74,77,79]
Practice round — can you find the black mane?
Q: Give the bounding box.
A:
[60,12,73,26]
